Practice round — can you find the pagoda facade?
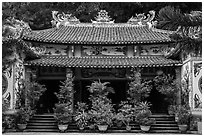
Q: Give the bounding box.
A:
[2,10,201,117]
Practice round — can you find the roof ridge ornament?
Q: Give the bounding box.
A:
[127,10,155,27]
[51,11,80,28]
[91,10,114,24]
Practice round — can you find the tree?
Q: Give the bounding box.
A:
[3,2,201,30]
[156,6,202,56]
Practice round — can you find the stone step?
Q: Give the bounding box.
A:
[27,122,58,126]
[152,123,178,127]
[155,121,177,124]
[24,129,59,132]
[29,120,57,123]
[153,118,175,121]
[150,115,174,118]
[151,126,179,130]
[26,125,58,129]
[33,114,54,118]
[30,117,56,121]
[149,130,180,133]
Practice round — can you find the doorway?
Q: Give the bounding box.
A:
[36,80,62,114]
[147,85,169,114]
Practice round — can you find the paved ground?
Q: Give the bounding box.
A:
[3,132,197,135]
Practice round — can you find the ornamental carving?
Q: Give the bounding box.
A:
[82,46,126,56]
[194,62,202,77]
[91,10,114,24]
[2,18,31,40]
[127,10,155,26]
[51,11,80,28]
[14,62,25,108]
[2,74,8,95]
[81,68,126,78]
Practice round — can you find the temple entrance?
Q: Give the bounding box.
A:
[36,80,62,114]
[147,85,169,114]
[80,80,127,108]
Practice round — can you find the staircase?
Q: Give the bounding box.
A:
[25,114,179,133]
[25,114,58,132]
[150,114,179,133]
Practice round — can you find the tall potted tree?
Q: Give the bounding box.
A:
[87,80,115,131]
[54,73,75,132]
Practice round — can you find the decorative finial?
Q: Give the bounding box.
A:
[51,11,80,28]
[127,10,155,27]
[91,10,114,24]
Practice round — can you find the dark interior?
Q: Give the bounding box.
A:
[36,80,62,114]
[147,85,169,114]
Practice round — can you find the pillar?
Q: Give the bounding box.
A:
[175,67,182,105]
[66,68,74,112]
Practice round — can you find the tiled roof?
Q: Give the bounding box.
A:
[22,24,172,44]
[24,56,181,68]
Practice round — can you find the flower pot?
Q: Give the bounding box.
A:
[79,127,85,130]
[126,125,131,131]
[58,124,68,132]
[197,122,202,134]
[140,125,151,132]
[17,123,27,130]
[97,125,108,131]
[178,124,188,132]
[2,127,5,133]
[89,124,95,130]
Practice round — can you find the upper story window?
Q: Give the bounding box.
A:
[82,46,127,56]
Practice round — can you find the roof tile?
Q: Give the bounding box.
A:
[23,24,172,44]
[25,56,181,68]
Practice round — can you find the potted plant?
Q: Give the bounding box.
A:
[54,74,75,132]
[115,101,134,131]
[154,74,179,106]
[89,97,115,131]
[2,97,10,133]
[136,102,155,132]
[137,110,155,132]
[74,102,89,130]
[16,107,30,130]
[54,103,72,132]
[177,105,191,132]
[87,80,115,131]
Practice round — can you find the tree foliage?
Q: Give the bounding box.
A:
[2,2,201,30]
[157,6,202,56]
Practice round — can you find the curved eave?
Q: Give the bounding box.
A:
[24,56,182,68]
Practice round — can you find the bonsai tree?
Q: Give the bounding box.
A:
[74,102,90,130]
[87,80,115,131]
